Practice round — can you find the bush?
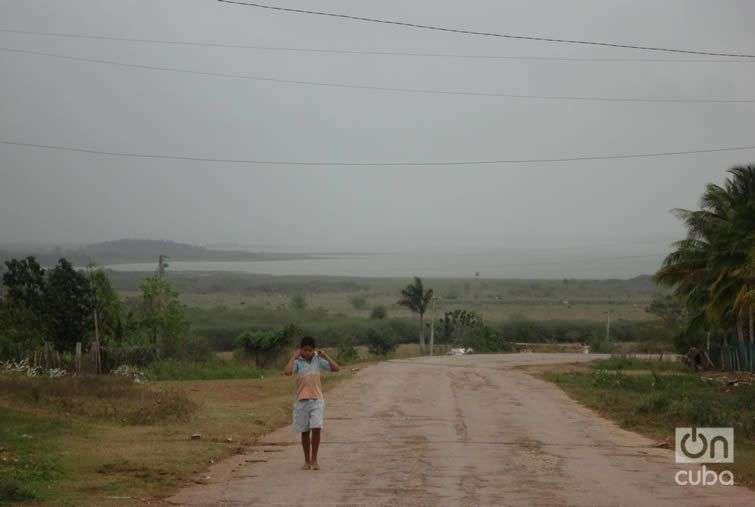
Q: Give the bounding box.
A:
[461,326,515,353]
[350,295,368,310]
[365,329,397,357]
[336,337,359,364]
[369,305,387,320]
[289,294,307,311]
[587,332,615,353]
[236,324,300,368]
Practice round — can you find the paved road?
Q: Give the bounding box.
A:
[168,353,754,506]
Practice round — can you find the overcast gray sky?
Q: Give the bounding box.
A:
[1,1,754,262]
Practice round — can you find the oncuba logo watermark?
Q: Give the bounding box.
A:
[674,427,734,486]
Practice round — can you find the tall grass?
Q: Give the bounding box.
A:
[0,373,195,425]
[145,358,264,381]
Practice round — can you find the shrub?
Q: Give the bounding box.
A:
[336,337,359,364]
[369,305,387,320]
[365,329,397,357]
[237,324,300,368]
[350,295,368,310]
[289,294,307,311]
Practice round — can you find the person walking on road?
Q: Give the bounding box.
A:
[283,336,340,470]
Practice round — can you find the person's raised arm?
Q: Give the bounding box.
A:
[283,348,301,376]
[317,349,340,372]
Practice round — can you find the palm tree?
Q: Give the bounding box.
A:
[398,277,433,354]
[656,165,755,363]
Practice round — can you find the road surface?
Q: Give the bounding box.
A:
[167,353,754,506]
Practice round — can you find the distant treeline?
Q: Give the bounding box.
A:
[186,303,666,351]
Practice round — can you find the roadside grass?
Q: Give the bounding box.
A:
[0,363,362,505]
[0,408,67,505]
[542,360,755,487]
[593,356,687,373]
[0,374,195,425]
[145,358,264,381]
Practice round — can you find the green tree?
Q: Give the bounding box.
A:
[656,165,755,354]
[89,268,123,343]
[237,324,300,368]
[45,258,93,352]
[138,276,188,356]
[439,309,483,345]
[369,305,387,320]
[365,328,397,357]
[398,277,433,354]
[1,258,45,357]
[350,295,368,310]
[289,293,307,311]
[3,257,47,323]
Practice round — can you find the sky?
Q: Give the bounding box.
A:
[1,0,754,273]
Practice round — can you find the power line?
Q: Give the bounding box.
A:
[1,27,752,64]
[2,139,754,166]
[2,46,754,104]
[217,1,755,59]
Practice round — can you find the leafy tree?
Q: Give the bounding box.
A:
[462,326,513,353]
[1,256,47,337]
[138,276,188,355]
[237,324,300,367]
[3,257,47,323]
[398,277,433,354]
[45,258,93,352]
[336,336,359,363]
[350,295,368,310]
[365,328,397,357]
[89,268,123,343]
[656,165,755,354]
[289,293,307,311]
[369,305,387,320]
[439,309,483,345]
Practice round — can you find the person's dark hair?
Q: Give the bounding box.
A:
[300,336,316,348]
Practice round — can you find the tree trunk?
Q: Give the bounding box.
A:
[419,313,425,354]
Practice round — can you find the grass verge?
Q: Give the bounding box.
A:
[0,408,67,505]
[0,362,362,505]
[539,359,755,488]
[145,358,264,381]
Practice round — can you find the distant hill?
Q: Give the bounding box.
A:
[0,239,306,266]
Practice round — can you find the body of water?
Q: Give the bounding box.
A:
[107,250,666,279]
